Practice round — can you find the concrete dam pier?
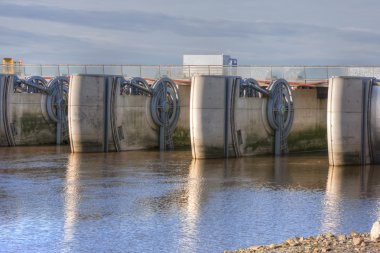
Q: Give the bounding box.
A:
[0,74,68,146]
[190,75,326,158]
[327,76,380,166]
[69,74,181,152]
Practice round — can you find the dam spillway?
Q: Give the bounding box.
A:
[67,74,328,156]
[0,72,329,158]
[4,64,380,163]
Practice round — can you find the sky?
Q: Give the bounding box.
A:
[1,0,380,65]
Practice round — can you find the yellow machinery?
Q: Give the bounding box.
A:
[2,58,14,74]
[2,58,23,75]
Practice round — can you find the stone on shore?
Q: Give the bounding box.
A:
[225,232,380,253]
[370,221,380,241]
[352,237,363,245]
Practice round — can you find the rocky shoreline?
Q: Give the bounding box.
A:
[225,232,380,253]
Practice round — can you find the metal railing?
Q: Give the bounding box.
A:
[2,64,380,84]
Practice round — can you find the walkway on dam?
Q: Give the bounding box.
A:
[2,64,380,85]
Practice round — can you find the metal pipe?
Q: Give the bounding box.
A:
[16,79,49,93]
[126,80,153,95]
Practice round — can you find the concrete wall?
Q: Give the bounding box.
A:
[233,87,328,155]
[233,95,272,155]
[0,75,56,146]
[189,75,328,158]
[190,75,272,158]
[0,73,329,154]
[68,74,159,153]
[190,76,235,158]
[67,76,197,152]
[371,86,380,163]
[327,76,372,165]
[115,94,157,150]
[0,75,12,145]
[10,93,56,145]
[172,83,191,147]
[0,73,329,153]
[69,75,109,152]
[288,89,327,152]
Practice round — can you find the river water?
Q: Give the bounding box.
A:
[1,146,380,253]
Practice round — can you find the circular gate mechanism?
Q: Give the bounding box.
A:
[120,76,181,150]
[25,76,48,93]
[150,77,180,149]
[241,78,294,155]
[46,76,69,123]
[266,79,294,155]
[14,75,69,144]
[47,76,69,144]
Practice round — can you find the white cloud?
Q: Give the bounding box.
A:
[0,0,379,65]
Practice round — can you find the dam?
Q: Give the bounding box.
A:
[2,64,380,252]
[1,64,380,164]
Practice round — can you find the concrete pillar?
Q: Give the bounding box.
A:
[69,74,114,152]
[370,85,380,163]
[327,76,372,165]
[68,74,158,153]
[190,75,240,158]
[0,75,55,146]
[0,74,14,146]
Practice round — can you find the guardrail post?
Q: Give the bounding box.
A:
[270,66,273,80]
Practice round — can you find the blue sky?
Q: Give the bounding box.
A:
[1,0,379,65]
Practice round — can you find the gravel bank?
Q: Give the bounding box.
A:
[225,232,380,253]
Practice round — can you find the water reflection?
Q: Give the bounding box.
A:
[321,165,380,234]
[64,154,80,244]
[213,155,329,191]
[4,148,380,252]
[179,159,203,252]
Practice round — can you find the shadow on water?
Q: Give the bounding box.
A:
[1,147,380,252]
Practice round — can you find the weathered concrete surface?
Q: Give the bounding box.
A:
[0,75,13,145]
[10,93,56,145]
[0,75,56,146]
[370,86,380,163]
[69,75,108,152]
[1,73,328,153]
[327,77,372,165]
[234,88,327,155]
[190,75,328,158]
[115,94,157,150]
[69,74,158,153]
[288,89,327,152]
[172,83,191,147]
[190,76,237,158]
[233,92,272,156]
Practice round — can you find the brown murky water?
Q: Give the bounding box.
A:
[1,146,380,252]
